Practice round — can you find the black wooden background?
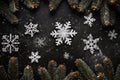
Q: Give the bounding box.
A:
[0,0,120,79]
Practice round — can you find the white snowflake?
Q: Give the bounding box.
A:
[34,37,46,47]
[29,51,41,63]
[63,52,73,59]
[83,34,100,54]
[64,52,70,59]
[108,30,118,40]
[50,21,77,46]
[1,33,20,53]
[24,22,39,37]
[84,13,96,27]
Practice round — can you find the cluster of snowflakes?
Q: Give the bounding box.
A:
[1,13,119,63]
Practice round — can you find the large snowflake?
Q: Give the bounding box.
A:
[108,30,118,40]
[29,51,41,63]
[83,34,100,54]
[84,13,96,27]
[1,33,20,53]
[24,22,39,37]
[50,21,77,46]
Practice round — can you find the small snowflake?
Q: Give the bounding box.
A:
[83,34,100,54]
[34,37,46,47]
[50,21,77,46]
[1,33,20,53]
[64,52,70,59]
[29,51,41,63]
[63,52,73,59]
[24,22,39,37]
[108,30,118,40]
[84,13,96,27]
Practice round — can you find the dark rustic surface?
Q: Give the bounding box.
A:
[0,1,120,79]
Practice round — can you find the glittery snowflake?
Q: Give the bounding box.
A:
[24,22,39,37]
[83,34,100,54]
[108,30,118,40]
[1,33,20,53]
[84,13,96,27]
[29,51,41,63]
[50,21,77,46]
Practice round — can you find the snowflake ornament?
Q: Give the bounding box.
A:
[108,30,118,40]
[29,51,41,63]
[84,13,96,27]
[1,33,20,53]
[83,34,100,54]
[50,21,77,46]
[24,22,39,37]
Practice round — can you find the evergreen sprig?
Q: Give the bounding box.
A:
[75,57,120,80]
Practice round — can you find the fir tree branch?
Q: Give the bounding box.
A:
[20,65,34,80]
[77,0,92,12]
[20,0,39,9]
[49,0,62,11]
[38,67,51,80]
[114,64,120,80]
[91,0,103,11]
[100,0,115,26]
[64,71,80,80]
[75,59,98,80]
[95,64,108,80]
[48,60,57,80]
[8,57,19,80]
[9,0,19,13]
[67,0,79,9]
[0,65,8,80]
[54,64,66,80]
[0,0,18,24]
[103,57,114,80]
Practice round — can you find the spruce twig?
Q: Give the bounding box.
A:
[20,0,39,9]
[20,65,34,80]
[49,0,62,11]
[0,0,18,24]
[8,57,19,80]
[48,60,57,80]
[114,64,120,80]
[91,0,103,11]
[38,67,51,80]
[9,0,19,13]
[64,71,80,80]
[0,65,8,80]
[54,64,66,80]
[103,57,114,80]
[67,0,79,9]
[75,59,98,80]
[100,0,115,27]
[95,64,108,80]
[77,0,92,12]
